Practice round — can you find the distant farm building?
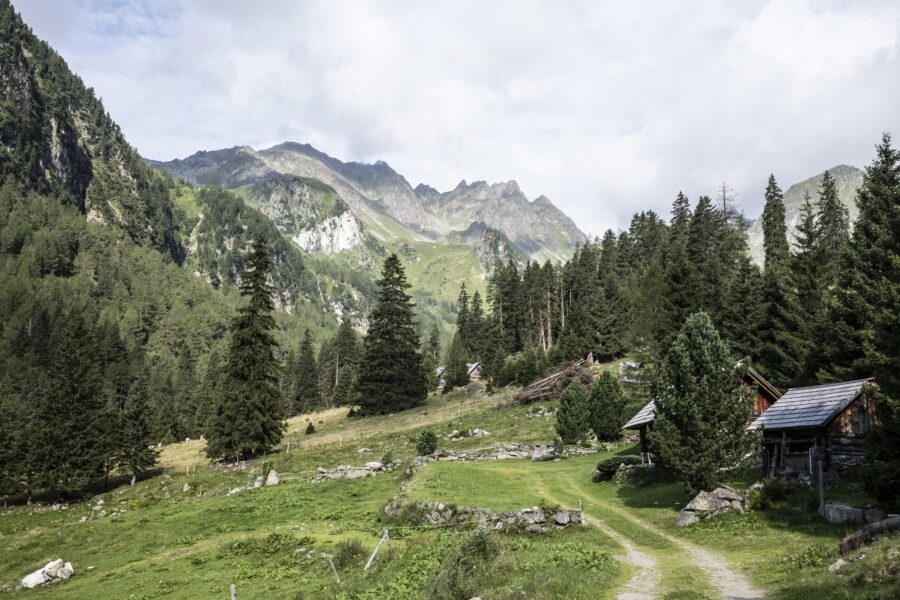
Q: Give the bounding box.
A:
[436,362,481,389]
[622,367,781,465]
[747,378,879,478]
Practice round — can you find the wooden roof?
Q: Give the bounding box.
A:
[747,378,875,432]
[622,400,656,430]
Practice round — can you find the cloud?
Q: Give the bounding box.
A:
[16,0,900,235]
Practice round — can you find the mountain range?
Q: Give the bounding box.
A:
[148,142,587,265]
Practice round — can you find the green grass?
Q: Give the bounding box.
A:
[3,388,898,599]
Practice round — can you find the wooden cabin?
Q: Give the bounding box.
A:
[622,367,781,465]
[436,362,482,389]
[747,378,878,478]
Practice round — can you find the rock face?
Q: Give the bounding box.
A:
[820,503,865,524]
[676,486,751,527]
[21,559,74,588]
[383,498,583,534]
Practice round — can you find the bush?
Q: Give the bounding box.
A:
[428,525,500,600]
[304,422,316,435]
[333,539,366,569]
[592,455,642,482]
[416,431,438,456]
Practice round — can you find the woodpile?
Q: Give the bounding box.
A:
[503,359,594,407]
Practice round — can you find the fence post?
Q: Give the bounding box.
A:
[817,456,825,513]
[230,583,236,600]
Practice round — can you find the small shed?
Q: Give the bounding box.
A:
[747,378,878,478]
[435,362,482,389]
[622,367,781,465]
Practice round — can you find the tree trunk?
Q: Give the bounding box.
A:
[839,516,900,554]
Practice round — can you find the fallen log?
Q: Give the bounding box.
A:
[839,516,900,555]
[502,361,594,407]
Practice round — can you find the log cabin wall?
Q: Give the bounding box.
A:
[825,393,879,470]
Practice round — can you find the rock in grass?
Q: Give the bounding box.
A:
[265,470,281,486]
[20,559,74,588]
[827,558,847,573]
[820,503,864,524]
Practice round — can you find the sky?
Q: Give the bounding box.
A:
[16,0,900,236]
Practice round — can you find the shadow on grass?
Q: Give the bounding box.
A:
[2,468,165,507]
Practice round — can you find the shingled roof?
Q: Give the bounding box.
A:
[747,378,875,431]
[622,400,656,429]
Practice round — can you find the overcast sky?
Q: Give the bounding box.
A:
[16,0,900,236]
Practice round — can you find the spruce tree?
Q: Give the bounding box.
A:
[649,312,754,493]
[468,290,486,358]
[205,235,285,461]
[356,254,427,415]
[423,322,441,390]
[757,268,807,389]
[815,169,850,285]
[456,283,470,347]
[761,174,790,272]
[294,329,320,413]
[117,372,158,481]
[555,380,591,444]
[719,254,765,363]
[443,332,470,393]
[792,192,822,322]
[589,372,625,441]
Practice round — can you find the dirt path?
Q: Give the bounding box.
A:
[582,513,661,600]
[591,501,766,600]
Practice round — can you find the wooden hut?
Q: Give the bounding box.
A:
[747,378,878,478]
[622,367,781,465]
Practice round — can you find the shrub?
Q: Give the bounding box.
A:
[428,525,500,600]
[416,431,438,456]
[304,422,315,435]
[333,538,366,569]
[592,455,642,482]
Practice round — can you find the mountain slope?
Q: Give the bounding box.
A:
[149,143,587,262]
[746,165,863,264]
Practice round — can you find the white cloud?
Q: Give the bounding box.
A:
[15,0,900,235]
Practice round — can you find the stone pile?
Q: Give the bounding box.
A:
[383,498,584,534]
[20,559,74,589]
[676,485,758,527]
[313,460,401,482]
[526,406,554,419]
[443,428,491,441]
[422,443,597,464]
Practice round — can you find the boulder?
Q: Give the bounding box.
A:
[552,510,570,525]
[182,483,190,493]
[20,559,74,588]
[253,476,264,488]
[43,559,64,578]
[365,461,384,471]
[827,558,847,573]
[265,470,280,486]
[676,510,701,528]
[712,487,743,503]
[864,508,886,524]
[58,563,75,580]
[21,569,50,589]
[820,503,865,524]
[685,491,730,513]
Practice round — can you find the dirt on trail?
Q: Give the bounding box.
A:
[584,504,766,600]
[583,514,661,600]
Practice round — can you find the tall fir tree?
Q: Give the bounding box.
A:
[815,169,850,286]
[205,235,285,461]
[423,322,441,390]
[719,254,765,363]
[649,312,755,493]
[294,329,320,413]
[356,254,428,415]
[589,371,625,441]
[443,332,470,393]
[117,372,158,481]
[555,380,591,444]
[456,283,470,347]
[791,191,822,323]
[757,267,807,389]
[761,174,790,273]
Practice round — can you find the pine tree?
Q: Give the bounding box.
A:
[808,134,900,387]
[205,235,285,461]
[719,254,765,362]
[117,372,158,481]
[649,312,755,493]
[757,268,807,389]
[356,254,427,415]
[589,372,625,441]
[761,174,790,273]
[815,169,850,285]
[555,380,591,444]
[294,329,320,413]
[792,192,821,321]
[443,332,470,393]
[468,290,486,358]
[456,283,470,347]
[319,320,361,406]
[423,322,441,390]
